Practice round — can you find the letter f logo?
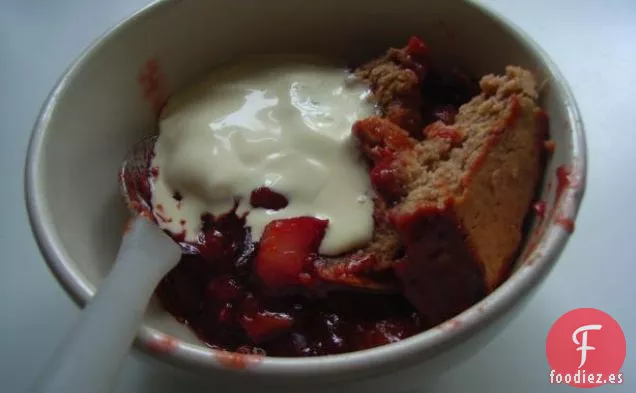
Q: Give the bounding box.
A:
[572,324,602,368]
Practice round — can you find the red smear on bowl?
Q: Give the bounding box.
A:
[214,350,263,370]
[148,334,179,353]
[533,201,547,220]
[555,216,575,233]
[138,58,169,116]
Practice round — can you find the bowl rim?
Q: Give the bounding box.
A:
[24,0,587,378]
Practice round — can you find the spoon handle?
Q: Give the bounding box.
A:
[28,217,181,393]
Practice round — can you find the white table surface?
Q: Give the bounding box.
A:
[1,0,634,392]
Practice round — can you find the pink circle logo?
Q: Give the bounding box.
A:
[546,308,626,388]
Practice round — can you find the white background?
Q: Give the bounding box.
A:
[1,0,634,392]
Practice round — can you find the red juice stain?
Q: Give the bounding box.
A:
[555,216,575,233]
[214,351,263,370]
[524,165,577,263]
[138,57,169,117]
[147,335,178,353]
[554,165,576,233]
[533,201,547,219]
[555,165,571,204]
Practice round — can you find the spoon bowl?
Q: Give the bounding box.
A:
[119,135,156,217]
[119,136,200,255]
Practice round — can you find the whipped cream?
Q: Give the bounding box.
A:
[150,55,375,255]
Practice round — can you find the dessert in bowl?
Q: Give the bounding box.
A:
[25,0,585,391]
[138,36,547,357]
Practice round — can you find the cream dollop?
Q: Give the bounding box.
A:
[150,55,375,255]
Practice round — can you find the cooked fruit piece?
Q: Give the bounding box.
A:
[254,217,328,291]
[405,35,429,61]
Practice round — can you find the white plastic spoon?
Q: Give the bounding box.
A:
[27,137,182,393]
[28,217,180,393]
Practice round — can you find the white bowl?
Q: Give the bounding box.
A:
[25,0,586,391]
